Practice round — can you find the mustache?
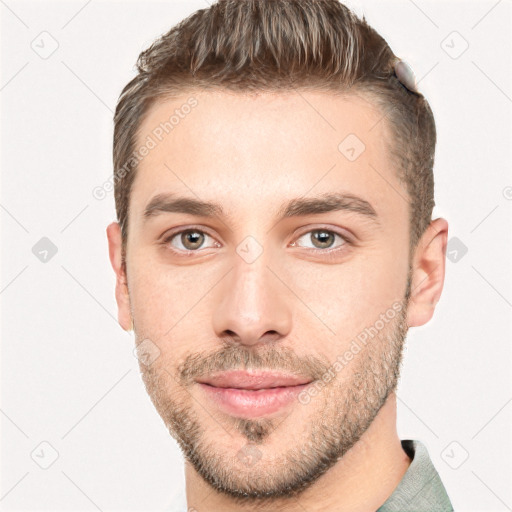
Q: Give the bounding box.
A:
[176,343,331,386]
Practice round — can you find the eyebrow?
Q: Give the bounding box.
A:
[143,192,379,224]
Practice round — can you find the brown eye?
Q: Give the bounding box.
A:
[310,230,336,249]
[164,229,218,253]
[180,230,205,250]
[293,228,348,251]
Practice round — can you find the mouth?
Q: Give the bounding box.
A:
[196,370,313,390]
[196,370,313,418]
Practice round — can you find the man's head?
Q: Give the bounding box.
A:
[107,0,447,505]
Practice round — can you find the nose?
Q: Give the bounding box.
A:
[212,256,293,347]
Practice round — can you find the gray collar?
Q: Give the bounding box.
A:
[377,439,454,512]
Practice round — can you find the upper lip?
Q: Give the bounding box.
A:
[196,370,313,390]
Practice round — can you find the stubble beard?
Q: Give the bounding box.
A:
[137,295,410,505]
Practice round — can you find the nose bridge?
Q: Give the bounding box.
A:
[212,246,293,346]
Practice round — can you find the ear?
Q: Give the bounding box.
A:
[106,221,132,332]
[407,217,449,327]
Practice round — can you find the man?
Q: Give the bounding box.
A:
[106,1,453,510]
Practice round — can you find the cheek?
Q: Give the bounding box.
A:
[128,262,182,335]
[288,247,408,347]
[128,256,220,344]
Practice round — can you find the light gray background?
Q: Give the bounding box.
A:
[1,0,511,510]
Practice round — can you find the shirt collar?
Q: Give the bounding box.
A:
[377,439,454,512]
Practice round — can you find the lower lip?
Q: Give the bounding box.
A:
[198,383,310,418]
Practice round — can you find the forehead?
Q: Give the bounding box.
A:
[129,89,406,229]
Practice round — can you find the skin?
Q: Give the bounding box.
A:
[107,90,448,511]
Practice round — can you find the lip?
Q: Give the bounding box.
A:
[196,370,312,390]
[196,371,313,418]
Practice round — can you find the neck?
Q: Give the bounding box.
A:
[184,392,411,512]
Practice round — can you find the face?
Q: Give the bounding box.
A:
[110,90,417,501]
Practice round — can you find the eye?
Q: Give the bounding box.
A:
[291,228,349,251]
[162,228,219,253]
[161,226,350,256]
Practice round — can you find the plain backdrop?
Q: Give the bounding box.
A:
[1,0,511,510]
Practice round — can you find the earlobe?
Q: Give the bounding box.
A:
[406,218,449,327]
[106,221,133,332]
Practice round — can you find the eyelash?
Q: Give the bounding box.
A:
[160,225,352,257]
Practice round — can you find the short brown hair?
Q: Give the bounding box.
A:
[113,0,436,264]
